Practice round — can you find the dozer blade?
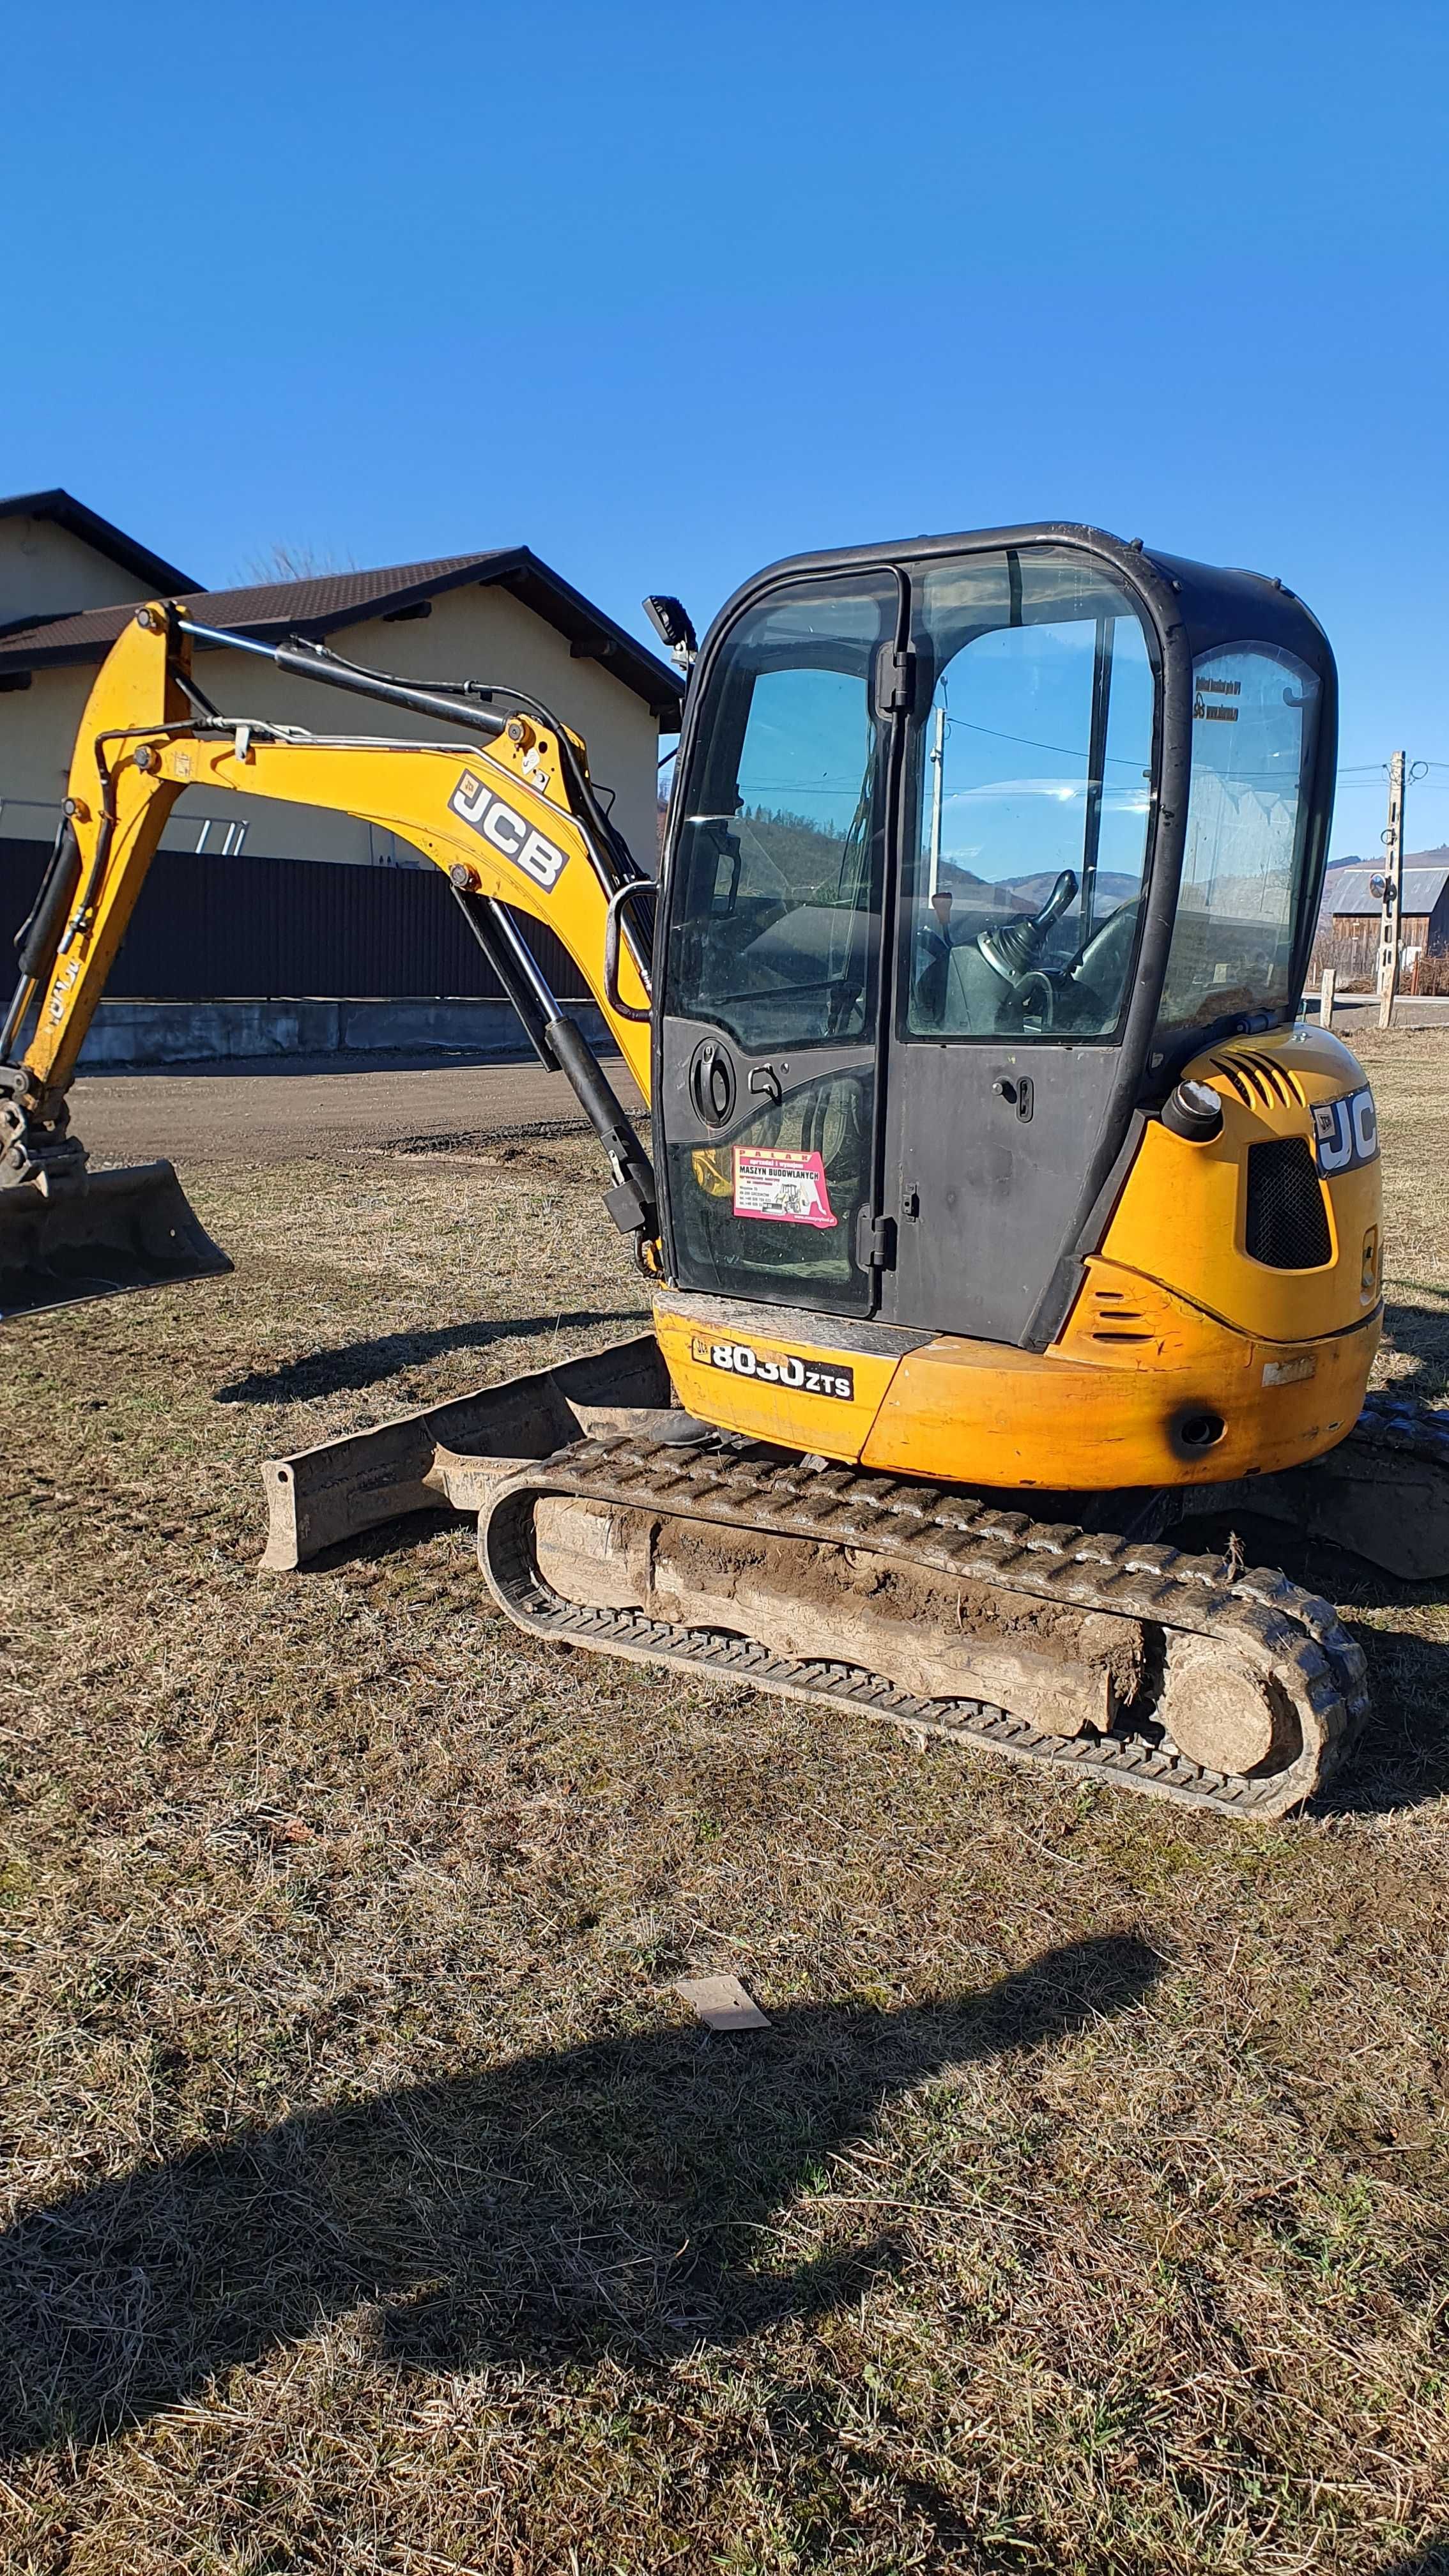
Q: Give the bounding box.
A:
[0,1162,232,1321]
[260,1330,672,1570]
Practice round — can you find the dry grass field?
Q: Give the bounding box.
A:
[3,1031,1448,2575]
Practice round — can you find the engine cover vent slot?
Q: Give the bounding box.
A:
[1082,1285,1153,1344]
[1245,1137,1331,1269]
[1211,1047,1308,1111]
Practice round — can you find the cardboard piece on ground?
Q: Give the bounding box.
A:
[675,1974,770,2031]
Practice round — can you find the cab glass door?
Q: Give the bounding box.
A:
[659,573,894,1312]
[885,548,1161,1344]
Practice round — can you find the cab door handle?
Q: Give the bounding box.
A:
[689,1039,737,1127]
[993,1074,1034,1121]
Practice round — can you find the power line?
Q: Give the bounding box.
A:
[942,712,1144,769]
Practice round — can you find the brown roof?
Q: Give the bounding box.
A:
[0,545,683,721]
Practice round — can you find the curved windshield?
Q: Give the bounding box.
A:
[664,574,893,1054]
[1158,643,1320,1031]
[901,549,1158,1043]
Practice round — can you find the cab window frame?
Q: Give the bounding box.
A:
[891,553,1165,1051]
[659,571,897,1060]
[1154,639,1322,1038]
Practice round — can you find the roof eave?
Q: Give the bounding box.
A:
[0,548,684,721]
[0,487,197,594]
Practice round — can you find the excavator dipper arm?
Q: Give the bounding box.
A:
[0,602,658,1314]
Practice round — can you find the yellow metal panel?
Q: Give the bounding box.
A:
[653,1300,898,1459]
[860,1296,1379,1489]
[1054,1261,1248,1371]
[1100,1028,1383,1344]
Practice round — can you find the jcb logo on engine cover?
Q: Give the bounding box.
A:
[691,1333,854,1401]
[448,770,569,891]
[1313,1085,1377,1176]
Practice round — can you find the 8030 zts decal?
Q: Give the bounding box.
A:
[691,1335,854,1400]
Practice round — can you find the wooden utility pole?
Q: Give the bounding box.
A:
[1377,749,1407,1031]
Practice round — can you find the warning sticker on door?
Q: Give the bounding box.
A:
[733,1146,837,1228]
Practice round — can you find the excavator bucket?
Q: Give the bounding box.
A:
[0,1162,231,1321]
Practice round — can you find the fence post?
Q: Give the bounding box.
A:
[1319,965,1335,1032]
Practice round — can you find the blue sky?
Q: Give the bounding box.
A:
[6,0,1447,857]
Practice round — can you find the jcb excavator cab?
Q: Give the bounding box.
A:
[656,523,1337,1353]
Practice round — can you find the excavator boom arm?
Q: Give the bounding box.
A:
[0,602,659,1312]
[16,604,654,1094]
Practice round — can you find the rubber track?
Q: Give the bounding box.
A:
[1341,1388,1449,1480]
[479,1434,1374,1821]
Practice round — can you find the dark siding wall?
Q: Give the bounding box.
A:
[1312,911,1432,988]
[0,838,588,1000]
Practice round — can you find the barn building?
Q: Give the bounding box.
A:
[1315,855,1449,988]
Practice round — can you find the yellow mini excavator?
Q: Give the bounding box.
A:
[5,524,1446,1818]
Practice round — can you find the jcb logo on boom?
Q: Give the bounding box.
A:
[448,770,569,891]
[47,958,80,1024]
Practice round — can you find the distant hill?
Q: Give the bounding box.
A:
[732,821,1143,918]
[1326,845,1449,870]
[997,867,1140,912]
[935,861,1140,917]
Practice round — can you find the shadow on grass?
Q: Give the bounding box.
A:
[1380,1292,1449,1406]
[213,1307,647,1404]
[1,1935,1160,2460]
[1314,1560,1449,1818]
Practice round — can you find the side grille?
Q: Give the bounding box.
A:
[1245,1137,1332,1269]
[1084,1284,1153,1344]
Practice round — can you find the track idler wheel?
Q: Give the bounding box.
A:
[1157,1635,1292,1775]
